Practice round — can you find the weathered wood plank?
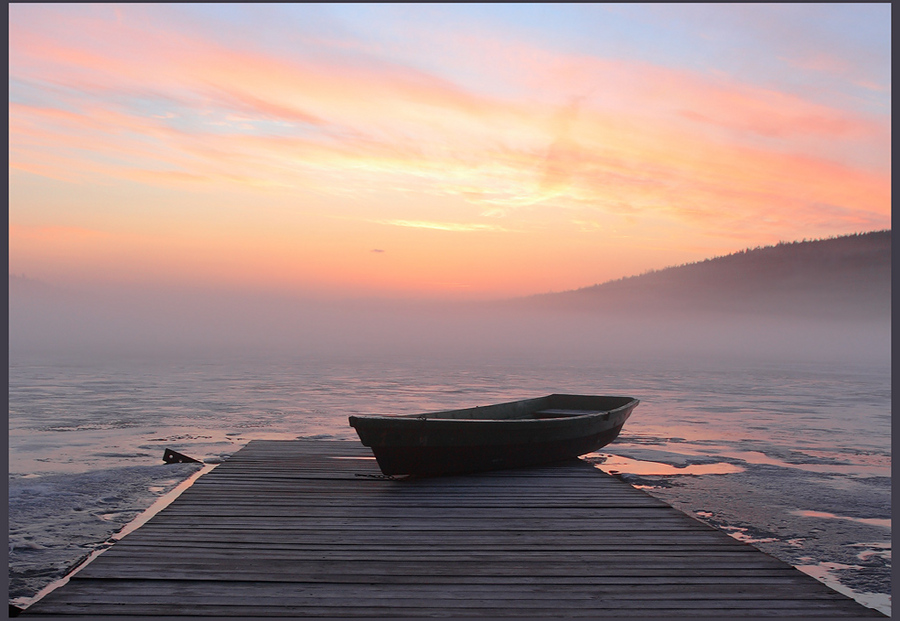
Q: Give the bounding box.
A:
[34,575,872,608]
[56,573,844,591]
[41,584,857,605]
[80,560,796,580]
[24,601,877,617]
[163,521,699,532]
[100,528,757,547]
[76,566,808,582]
[110,540,757,552]
[93,548,786,564]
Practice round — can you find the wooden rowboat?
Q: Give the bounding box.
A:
[348,394,638,477]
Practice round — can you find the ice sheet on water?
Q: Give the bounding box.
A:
[8,463,201,604]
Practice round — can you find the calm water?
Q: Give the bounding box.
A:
[8,353,891,614]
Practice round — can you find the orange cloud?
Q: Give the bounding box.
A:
[378,220,510,232]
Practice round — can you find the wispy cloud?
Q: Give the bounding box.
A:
[10,7,887,205]
[378,220,509,233]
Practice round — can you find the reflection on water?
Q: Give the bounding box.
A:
[588,453,744,476]
[850,542,891,562]
[791,510,891,530]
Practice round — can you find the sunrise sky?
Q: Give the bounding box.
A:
[9,4,891,299]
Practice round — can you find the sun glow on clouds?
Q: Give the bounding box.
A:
[381,221,509,233]
[8,4,891,298]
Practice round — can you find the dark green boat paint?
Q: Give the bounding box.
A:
[349,394,638,476]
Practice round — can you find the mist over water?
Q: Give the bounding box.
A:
[9,281,890,366]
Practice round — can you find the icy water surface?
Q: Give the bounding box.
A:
[8,354,891,614]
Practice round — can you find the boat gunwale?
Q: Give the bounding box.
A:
[349,396,639,425]
[351,411,611,424]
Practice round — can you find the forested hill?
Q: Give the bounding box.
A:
[521,230,891,320]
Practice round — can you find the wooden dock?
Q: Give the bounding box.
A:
[23,440,884,618]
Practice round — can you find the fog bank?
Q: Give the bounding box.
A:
[9,281,890,368]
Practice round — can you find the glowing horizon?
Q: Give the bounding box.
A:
[9,4,891,299]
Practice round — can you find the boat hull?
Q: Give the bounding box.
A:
[368,421,626,476]
[349,394,637,476]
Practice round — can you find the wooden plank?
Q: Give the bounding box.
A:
[29,572,840,588]
[109,540,758,552]
[23,439,885,618]
[64,572,835,586]
[112,526,740,539]
[32,586,858,606]
[20,605,876,618]
[79,558,796,577]
[155,507,683,518]
[38,577,850,593]
[30,576,869,607]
